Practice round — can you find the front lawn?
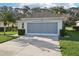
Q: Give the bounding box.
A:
[60,27,79,56]
[0,35,17,43]
[0,31,17,35]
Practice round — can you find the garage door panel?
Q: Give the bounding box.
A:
[42,23,58,34]
[27,23,42,33]
[27,22,58,34]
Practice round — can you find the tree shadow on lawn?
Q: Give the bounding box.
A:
[60,30,79,42]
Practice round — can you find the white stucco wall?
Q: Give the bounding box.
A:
[17,17,63,36]
[76,23,79,26]
[0,22,4,27]
[76,21,79,26]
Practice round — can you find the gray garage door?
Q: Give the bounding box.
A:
[27,22,58,34]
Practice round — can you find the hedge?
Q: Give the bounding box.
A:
[73,26,79,31]
[18,29,25,35]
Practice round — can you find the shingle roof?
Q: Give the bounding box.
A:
[25,12,64,18]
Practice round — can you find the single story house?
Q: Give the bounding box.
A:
[75,21,79,26]
[17,12,65,37]
[0,22,17,31]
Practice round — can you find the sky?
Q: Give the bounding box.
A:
[0,3,19,8]
[0,3,79,8]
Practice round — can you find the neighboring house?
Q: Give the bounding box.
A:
[0,22,16,31]
[0,22,6,31]
[76,21,79,26]
[0,22,4,27]
[0,22,16,27]
[17,12,65,37]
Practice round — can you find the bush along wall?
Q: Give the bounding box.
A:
[18,29,25,35]
[60,29,65,37]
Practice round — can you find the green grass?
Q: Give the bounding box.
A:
[0,31,17,35]
[0,35,17,43]
[60,27,79,56]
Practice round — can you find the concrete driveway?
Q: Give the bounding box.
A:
[0,36,61,56]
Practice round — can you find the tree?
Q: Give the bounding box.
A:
[31,7,41,12]
[50,6,67,14]
[22,6,30,17]
[6,11,16,31]
[0,6,16,35]
[65,7,79,26]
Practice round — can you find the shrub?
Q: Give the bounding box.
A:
[18,29,25,35]
[60,29,65,37]
[0,27,4,32]
[73,26,79,31]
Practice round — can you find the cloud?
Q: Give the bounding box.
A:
[51,3,78,8]
[19,3,42,8]
[19,3,78,8]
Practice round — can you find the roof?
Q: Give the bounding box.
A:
[25,12,65,18]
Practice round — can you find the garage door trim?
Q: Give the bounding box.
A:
[25,22,59,36]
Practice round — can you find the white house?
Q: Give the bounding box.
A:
[76,21,79,26]
[17,12,65,37]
